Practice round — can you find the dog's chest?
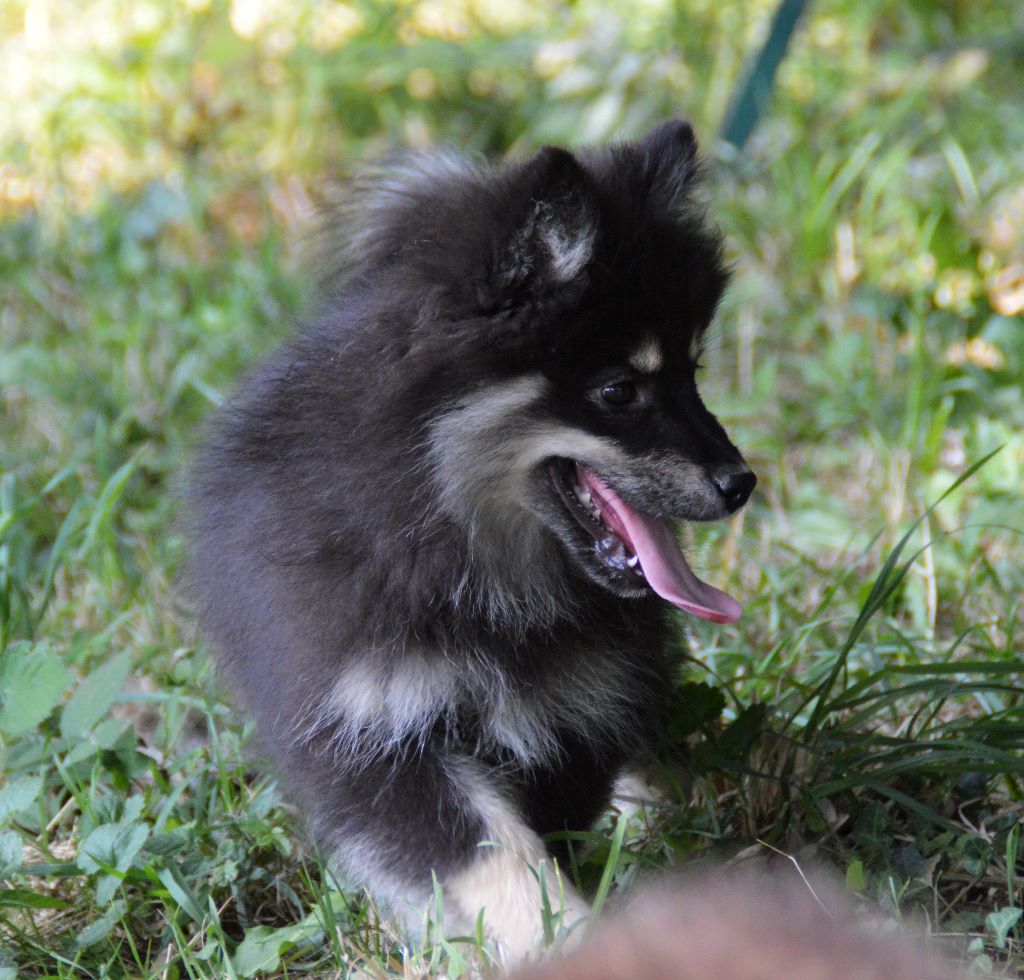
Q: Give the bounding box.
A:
[464,636,669,765]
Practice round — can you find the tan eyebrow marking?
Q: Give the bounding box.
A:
[628,336,662,374]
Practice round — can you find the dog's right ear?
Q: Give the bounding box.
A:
[481,145,597,307]
[635,119,700,210]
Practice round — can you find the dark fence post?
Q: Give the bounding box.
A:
[720,0,810,150]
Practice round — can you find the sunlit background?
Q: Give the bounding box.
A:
[3,0,1022,601]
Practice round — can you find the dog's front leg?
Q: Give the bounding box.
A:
[308,743,589,961]
[441,756,591,960]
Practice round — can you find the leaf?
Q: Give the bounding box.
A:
[0,831,21,873]
[850,801,889,853]
[232,926,288,977]
[157,862,206,924]
[845,859,867,892]
[77,452,142,558]
[0,642,71,736]
[121,795,145,823]
[77,821,149,876]
[75,899,126,949]
[985,907,1022,950]
[890,843,926,879]
[232,917,322,977]
[36,495,89,626]
[64,717,129,765]
[0,888,72,910]
[719,702,768,760]
[61,651,133,739]
[0,775,43,823]
[665,682,727,741]
[145,827,192,858]
[96,873,120,906]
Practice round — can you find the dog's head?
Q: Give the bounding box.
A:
[346,122,754,623]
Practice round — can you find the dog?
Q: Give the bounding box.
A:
[187,120,755,958]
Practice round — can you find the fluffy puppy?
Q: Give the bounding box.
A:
[188,120,755,957]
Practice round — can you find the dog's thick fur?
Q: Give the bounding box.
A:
[188,121,755,956]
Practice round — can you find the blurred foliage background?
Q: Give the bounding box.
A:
[1,0,1023,976]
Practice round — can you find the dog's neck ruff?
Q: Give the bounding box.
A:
[576,465,741,623]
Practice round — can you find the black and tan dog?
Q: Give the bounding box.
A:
[189,120,755,957]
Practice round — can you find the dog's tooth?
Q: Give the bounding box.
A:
[626,554,640,568]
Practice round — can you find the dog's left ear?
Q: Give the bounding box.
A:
[485,145,596,304]
[439,146,595,361]
[635,119,700,209]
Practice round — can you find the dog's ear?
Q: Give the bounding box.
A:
[482,145,596,306]
[635,119,700,209]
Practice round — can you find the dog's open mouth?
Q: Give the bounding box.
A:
[549,459,742,624]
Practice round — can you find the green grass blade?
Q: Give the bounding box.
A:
[586,812,627,937]
[802,447,1004,735]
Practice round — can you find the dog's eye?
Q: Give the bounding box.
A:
[599,381,637,406]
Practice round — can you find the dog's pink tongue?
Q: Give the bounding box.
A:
[580,467,742,624]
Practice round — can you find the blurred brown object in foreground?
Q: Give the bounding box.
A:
[513,875,963,980]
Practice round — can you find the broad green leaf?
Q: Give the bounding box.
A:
[0,642,71,736]
[233,925,289,976]
[719,702,768,759]
[96,872,121,905]
[0,775,43,823]
[233,917,322,977]
[665,681,726,741]
[61,651,133,739]
[75,900,126,949]
[145,827,192,858]
[64,717,129,765]
[985,907,1022,949]
[0,831,21,873]
[77,821,149,876]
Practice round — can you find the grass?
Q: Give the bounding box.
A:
[1,0,1023,975]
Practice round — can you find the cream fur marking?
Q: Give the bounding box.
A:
[541,219,595,283]
[429,374,633,526]
[629,336,663,373]
[301,655,459,760]
[611,769,666,821]
[443,763,590,959]
[304,631,651,769]
[428,375,633,624]
[448,848,588,960]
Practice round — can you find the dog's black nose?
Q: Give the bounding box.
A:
[713,470,756,513]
